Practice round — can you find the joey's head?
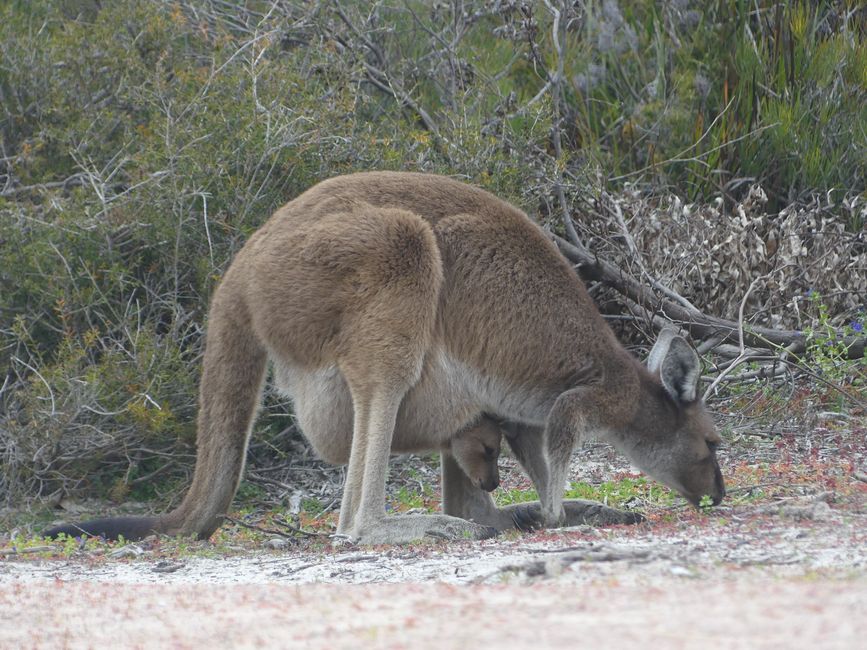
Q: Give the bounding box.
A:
[626,330,726,508]
[450,420,502,492]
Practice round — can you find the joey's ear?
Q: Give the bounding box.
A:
[647,330,701,404]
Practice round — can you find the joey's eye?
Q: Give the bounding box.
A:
[483,445,496,459]
[707,441,719,453]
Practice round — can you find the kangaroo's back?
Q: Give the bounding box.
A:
[252,172,621,387]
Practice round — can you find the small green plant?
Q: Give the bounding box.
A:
[495,487,539,507]
[803,292,866,386]
[234,481,267,502]
[391,483,435,512]
[301,497,325,516]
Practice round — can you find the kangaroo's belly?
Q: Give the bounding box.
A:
[273,349,486,465]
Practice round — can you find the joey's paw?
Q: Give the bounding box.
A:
[511,503,544,532]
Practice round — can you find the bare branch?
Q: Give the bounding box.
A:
[553,233,865,359]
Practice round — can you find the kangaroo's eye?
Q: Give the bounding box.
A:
[707,441,719,453]
[483,445,496,459]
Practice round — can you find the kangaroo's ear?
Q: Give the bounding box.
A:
[647,329,700,404]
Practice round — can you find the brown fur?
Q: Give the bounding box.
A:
[43,172,724,544]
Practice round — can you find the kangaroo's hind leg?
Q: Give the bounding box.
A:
[331,206,496,544]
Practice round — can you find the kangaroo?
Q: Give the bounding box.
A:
[43,172,725,544]
[447,417,502,493]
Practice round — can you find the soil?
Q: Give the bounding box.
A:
[2,424,866,649]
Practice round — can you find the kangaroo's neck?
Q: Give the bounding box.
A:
[477,338,643,428]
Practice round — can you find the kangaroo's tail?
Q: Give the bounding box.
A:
[42,516,164,541]
[42,274,268,542]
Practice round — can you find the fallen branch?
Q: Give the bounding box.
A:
[223,513,328,540]
[0,545,58,556]
[273,517,330,538]
[703,276,766,400]
[553,233,865,359]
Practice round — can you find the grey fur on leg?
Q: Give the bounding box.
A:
[501,422,550,505]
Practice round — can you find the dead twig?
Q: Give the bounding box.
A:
[273,516,330,538]
[703,275,766,400]
[0,173,87,197]
[540,0,582,249]
[553,233,866,361]
[223,514,295,540]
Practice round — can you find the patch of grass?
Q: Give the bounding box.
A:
[495,486,539,507]
[496,475,676,509]
[563,476,675,508]
[389,483,437,513]
[300,497,325,516]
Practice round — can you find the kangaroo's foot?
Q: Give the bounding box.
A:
[561,499,645,525]
[351,513,498,545]
[500,499,645,531]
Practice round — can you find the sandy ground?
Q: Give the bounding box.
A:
[4,424,865,648]
[2,578,864,649]
[3,502,866,649]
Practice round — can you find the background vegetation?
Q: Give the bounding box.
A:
[1,0,864,511]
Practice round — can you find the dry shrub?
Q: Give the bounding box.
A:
[577,187,866,331]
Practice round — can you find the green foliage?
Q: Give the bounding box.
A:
[803,292,866,386]
[301,497,325,516]
[563,476,675,507]
[391,483,435,512]
[495,485,539,507]
[504,0,866,206]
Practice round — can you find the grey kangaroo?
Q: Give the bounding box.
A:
[44,172,725,544]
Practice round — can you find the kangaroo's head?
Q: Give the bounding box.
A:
[629,330,726,507]
[450,420,502,492]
